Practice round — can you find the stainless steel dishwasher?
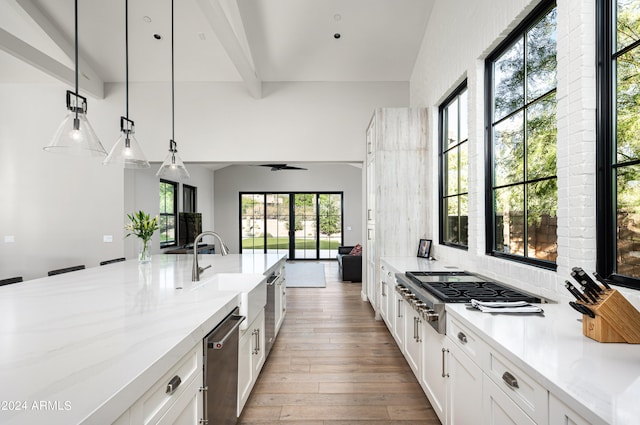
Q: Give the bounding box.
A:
[203,307,245,425]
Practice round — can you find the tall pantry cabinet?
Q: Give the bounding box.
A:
[364,108,430,314]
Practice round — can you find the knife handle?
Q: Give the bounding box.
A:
[592,272,612,290]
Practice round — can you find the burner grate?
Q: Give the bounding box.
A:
[406,271,540,303]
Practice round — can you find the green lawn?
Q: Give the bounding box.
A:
[242,237,340,249]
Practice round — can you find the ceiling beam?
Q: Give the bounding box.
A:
[14,0,104,99]
[0,28,103,99]
[196,0,262,99]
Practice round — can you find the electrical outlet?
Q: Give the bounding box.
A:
[4,235,15,243]
[103,235,113,243]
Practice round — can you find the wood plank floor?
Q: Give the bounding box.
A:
[238,261,441,425]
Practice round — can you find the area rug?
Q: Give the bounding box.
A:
[285,262,326,288]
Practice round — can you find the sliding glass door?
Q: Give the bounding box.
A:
[240,192,343,260]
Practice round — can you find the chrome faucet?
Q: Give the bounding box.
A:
[192,231,230,281]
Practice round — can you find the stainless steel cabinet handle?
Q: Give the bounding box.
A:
[413,317,417,340]
[441,348,449,378]
[502,371,519,388]
[397,299,402,318]
[416,317,421,343]
[252,330,258,355]
[381,281,386,297]
[257,329,261,353]
[166,375,181,394]
[457,332,468,344]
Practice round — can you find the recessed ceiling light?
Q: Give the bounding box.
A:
[143,16,152,23]
[334,33,341,39]
[333,13,342,21]
[153,33,162,40]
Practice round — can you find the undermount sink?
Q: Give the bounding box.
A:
[204,273,266,329]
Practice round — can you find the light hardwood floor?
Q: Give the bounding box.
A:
[238,261,441,425]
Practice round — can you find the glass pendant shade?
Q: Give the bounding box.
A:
[156,140,190,179]
[44,91,107,157]
[104,117,150,168]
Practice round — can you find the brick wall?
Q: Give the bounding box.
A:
[409,0,597,301]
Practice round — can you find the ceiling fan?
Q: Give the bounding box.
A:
[258,164,308,171]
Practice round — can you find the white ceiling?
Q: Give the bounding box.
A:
[0,0,434,92]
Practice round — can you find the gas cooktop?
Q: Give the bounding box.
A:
[405,271,540,304]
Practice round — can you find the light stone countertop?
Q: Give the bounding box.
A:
[0,253,285,425]
[382,256,640,425]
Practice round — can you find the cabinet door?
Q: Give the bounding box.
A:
[252,312,266,376]
[549,393,591,425]
[482,375,536,425]
[275,273,285,334]
[238,327,254,414]
[420,321,446,424]
[379,265,389,324]
[156,375,202,425]
[403,309,421,376]
[446,340,482,425]
[392,289,405,350]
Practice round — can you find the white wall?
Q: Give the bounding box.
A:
[1,81,405,280]
[213,164,363,253]
[408,0,601,302]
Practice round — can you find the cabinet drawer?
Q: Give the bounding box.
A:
[447,316,488,369]
[130,343,203,425]
[486,348,548,425]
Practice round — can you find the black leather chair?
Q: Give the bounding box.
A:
[336,246,362,282]
[100,257,126,266]
[0,276,23,286]
[48,265,85,276]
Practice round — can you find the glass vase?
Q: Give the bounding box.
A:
[138,238,151,263]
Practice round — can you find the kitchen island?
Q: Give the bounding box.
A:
[0,253,285,425]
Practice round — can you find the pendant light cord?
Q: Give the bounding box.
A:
[74,0,79,121]
[125,0,129,121]
[171,0,175,143]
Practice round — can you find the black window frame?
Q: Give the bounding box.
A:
[439,80,469,250]
[183,184,197,213]
[596,0,640,289]
[484,0,558,270]
[159,179,178,248]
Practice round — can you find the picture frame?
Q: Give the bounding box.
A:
[417,239,432,259]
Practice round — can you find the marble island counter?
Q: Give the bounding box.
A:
[0,253,285,425]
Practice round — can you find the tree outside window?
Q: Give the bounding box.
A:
[486,2,558,267]
[598,0,640,287]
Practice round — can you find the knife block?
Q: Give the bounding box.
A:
[580,289,640,344]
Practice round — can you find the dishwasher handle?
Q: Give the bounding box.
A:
[207,314,245,350]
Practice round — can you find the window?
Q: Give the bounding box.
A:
[485,1,558,269]
[183,184,197,213]
[159,180,177,247]
[240,192,343,259]
[597,0,640,288]
[439,81,469,248]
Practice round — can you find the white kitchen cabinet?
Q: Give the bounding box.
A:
[275,265,286,334]
[119,342,204,425]
[403,303,422,376]
[238,309,266,415]
[419,320,446,424]
[483,375,536,425]
[444,338,483,425]
[364,108,428,314]
[549,393,591,425]
[391,286,405,349]
[155,376,202,425]
[379,263,391,325]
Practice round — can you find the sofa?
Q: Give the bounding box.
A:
[336,246,362,282]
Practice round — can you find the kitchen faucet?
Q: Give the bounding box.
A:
[192,231,229,281]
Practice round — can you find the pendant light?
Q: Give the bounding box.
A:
[44,0,107,157]
[104,0,150,168]
[157,0,190,180]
